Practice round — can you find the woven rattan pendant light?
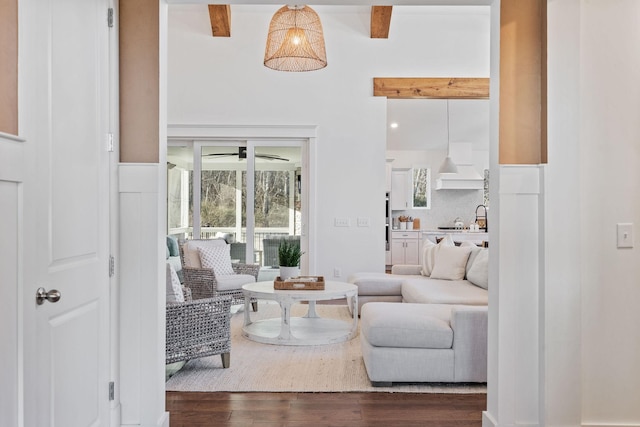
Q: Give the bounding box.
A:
[264,5,327,72]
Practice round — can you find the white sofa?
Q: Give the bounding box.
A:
[349,237,489,386]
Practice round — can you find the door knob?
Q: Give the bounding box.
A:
[36,287,61,305]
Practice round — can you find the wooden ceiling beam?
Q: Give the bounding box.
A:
[208,4,231,37]
[371,6,392,39]
[373,77,490,99]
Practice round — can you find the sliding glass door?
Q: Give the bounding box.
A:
[168,140,306,276]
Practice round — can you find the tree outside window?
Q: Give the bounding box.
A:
[412,167,431,209]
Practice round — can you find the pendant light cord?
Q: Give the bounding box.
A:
[446,99,450,156]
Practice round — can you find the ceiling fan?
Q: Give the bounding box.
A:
[204,147,289,162]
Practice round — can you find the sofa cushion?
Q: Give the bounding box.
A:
[166,262,184,303]
[466,248,489,289]
[348,272,417,296]
[421,234,454,277]
[216,274,256,291]
[361,303,454,349]
[460,241,482,278]
[430,246,472,281]
[402,278,488,305]
[197,244,234,276]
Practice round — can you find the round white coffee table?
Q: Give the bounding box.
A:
[241,281,358,346]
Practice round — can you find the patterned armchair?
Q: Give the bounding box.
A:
[180,239,259,311]
[166,263,233,368]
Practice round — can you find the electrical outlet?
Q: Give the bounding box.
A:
[333,268,341,277]
[617,223,634,248]
[334,217,350,227]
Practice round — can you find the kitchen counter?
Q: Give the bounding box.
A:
[422,230,488,245]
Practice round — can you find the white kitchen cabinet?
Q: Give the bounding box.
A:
[385,159,394,192]
[391,230,421,265]
[391,169,411,210]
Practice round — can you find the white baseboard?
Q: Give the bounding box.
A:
[582,424,640,427]
[158,411,170,427]
[483,411,497,427]
[480,415,640,427]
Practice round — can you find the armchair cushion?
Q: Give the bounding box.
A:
[167,235,180,257]
[182,238,227,268]
[216,274,256,291]
[166,262,185,303]
[197,245,234,276]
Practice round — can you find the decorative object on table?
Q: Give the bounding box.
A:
[274,275,326,290]
[278,239,304,279]
[264,5,327,72]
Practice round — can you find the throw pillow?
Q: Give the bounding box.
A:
[421,234,455,277]
[429,246,472,281]
[167,235,180,257]
[460,241,482,278]
[197,244,234,276]
[166,263,184,303]
[466,248,489,289]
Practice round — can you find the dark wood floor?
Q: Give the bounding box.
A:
[167,391,486,426]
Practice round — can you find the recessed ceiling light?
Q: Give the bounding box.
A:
[390,122,399,129]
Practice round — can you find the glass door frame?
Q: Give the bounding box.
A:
[191,139,309,272]
[167,124,317,274]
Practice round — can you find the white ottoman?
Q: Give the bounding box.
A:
[360,302,488,386]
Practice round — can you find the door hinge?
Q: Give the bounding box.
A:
[107,8,114,28]
[109,256,115,277]
[109,382,115,401]
[106,133,114,152]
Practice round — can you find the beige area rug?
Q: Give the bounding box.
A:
[165,302,487,394]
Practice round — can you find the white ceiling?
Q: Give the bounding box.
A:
[386,98,490,151]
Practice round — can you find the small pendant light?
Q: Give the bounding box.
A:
[439,100,459,174]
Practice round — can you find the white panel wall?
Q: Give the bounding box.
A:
[484,166,542,427]
[577,1,640,425]
[119,164,169,427]
[0,134,24,427]
[167,5,490,279]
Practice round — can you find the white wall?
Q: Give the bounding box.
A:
[168,5,490,278]
[577,1,640,424]
[546,0,640,425]
[386,149,486,229]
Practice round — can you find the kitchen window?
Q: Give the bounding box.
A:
[412,167,431,209]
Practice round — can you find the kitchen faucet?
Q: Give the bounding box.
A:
[475,205,488,231]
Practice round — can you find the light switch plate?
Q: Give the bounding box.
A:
[357,217,370,227]
[617,223,634,248]
[334,217,350,227]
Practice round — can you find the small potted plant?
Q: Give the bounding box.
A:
[278,239,304,280]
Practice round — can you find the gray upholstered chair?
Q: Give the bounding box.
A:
[180,239,259,311]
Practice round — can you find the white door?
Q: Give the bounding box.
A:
[24,0,112,425]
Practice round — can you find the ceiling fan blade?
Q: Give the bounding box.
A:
[205,153,235,156]
[256,154,289,161]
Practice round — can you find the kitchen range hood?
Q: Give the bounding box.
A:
[435,142,485,190]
